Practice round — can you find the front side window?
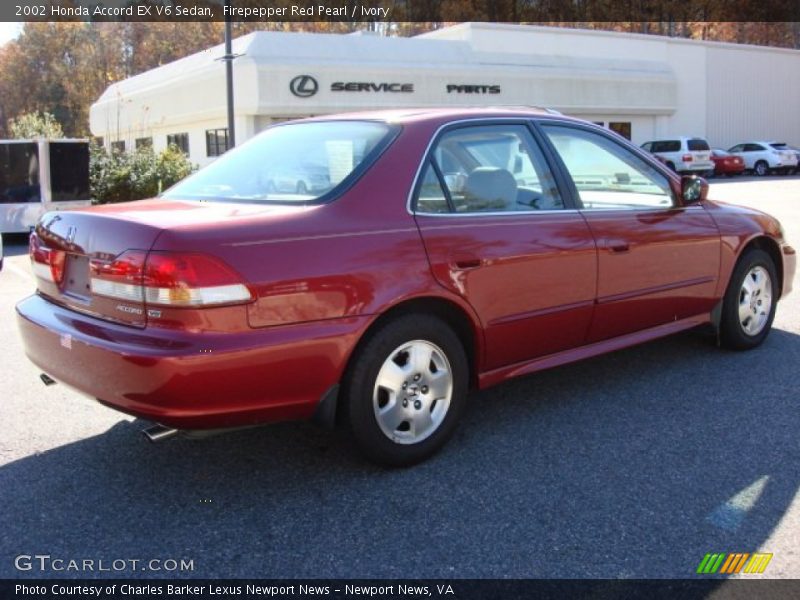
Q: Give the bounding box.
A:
[166,121,395,204]
[415,124,563,214]
[542,124,674,210]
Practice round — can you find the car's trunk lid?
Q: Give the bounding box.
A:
[31,199,312,328]
[32,210,164,328]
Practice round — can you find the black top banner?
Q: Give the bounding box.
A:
[2,0,800,23]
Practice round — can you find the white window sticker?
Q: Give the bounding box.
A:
[325,140,354,185]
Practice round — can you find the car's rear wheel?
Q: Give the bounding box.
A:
[720,249,777,350]
[343,314,468,467]
[666,161,676,172]
[754,160,769,177]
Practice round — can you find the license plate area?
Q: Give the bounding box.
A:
[62,254,91,302]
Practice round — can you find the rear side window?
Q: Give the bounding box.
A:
[687,139,710,151]
[651,140,680,153]
[164,121,396,204]
[415,124,564,214]
[416,163,450,214]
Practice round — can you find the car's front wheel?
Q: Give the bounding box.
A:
[720,248,778,350]
[343,314,469,466]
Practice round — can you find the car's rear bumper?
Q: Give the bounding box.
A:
[16,294,367,429]
[770,159,798,168]
[680,161,714,172]
[714,163,745,174]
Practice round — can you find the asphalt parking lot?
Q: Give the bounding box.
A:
[1,175,798,581]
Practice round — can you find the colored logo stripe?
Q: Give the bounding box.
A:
[719,553,749,574]
[744,553,773,573]
[697,552,772,574]
[697,553,726,574]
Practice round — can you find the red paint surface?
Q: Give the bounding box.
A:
[16,109,795,429]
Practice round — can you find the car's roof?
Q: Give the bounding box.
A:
[303,106,573,126]
[644,136,708,142]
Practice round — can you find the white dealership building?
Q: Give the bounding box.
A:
[90,22,800,166]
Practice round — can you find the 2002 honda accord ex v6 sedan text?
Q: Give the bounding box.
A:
[16,109,796,466]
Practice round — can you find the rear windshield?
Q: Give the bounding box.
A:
[163,121,396,204]
[687,139,710,151]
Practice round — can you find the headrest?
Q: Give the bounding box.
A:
[464,167,517,209]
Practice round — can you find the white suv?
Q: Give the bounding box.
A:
[641,137,714,175]
[727,141,799,176]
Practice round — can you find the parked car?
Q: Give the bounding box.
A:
[640,137,714,175]
[768,143,800,175]
[264,162,331,196]
[16,109,795,466]
[710,148,745,177]
[727,141,799,176]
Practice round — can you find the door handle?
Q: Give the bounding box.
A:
[605,239,630,254]
[451,257,483,270]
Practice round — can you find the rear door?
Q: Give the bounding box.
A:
[539,122,721,342]
[412,121,597,370]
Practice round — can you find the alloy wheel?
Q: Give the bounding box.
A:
[372,340,453,444]
[738,266,773,336]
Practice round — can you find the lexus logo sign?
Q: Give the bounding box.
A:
[290,75,318,98]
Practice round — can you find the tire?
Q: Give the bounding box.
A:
[719,249,778,350]
[666,161,676,172]
[343,314,469,467]
[754,161,769,177]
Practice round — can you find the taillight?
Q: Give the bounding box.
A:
[91,251,252,307]
[90,250,147,302]
[682,154,693,162]
[29,234,66,284]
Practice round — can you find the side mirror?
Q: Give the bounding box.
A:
[681,175,708,205]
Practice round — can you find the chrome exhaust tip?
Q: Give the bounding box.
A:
[40,373,57,386]
[142,423,179,443]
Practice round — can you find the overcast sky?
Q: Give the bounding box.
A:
[0,23,22,46]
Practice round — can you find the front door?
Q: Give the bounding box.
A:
[539,122,721,342]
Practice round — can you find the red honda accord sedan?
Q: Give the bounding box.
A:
[16,109,796,466]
